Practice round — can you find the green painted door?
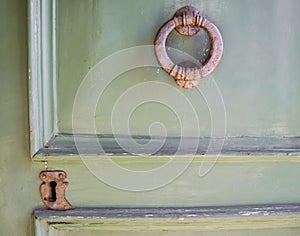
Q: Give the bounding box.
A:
[1,0,300,235]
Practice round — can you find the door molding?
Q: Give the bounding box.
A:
[34,204,300,235]
[28,0,58,157]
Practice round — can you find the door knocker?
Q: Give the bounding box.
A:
[154,6,223,89]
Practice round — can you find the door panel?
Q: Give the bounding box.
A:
[56,0,300,137]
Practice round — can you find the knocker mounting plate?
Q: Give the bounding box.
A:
[174,6,201,36]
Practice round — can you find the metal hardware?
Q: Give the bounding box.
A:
[39,170,74,211]
[154,6,223,89]
[44,161,48,170]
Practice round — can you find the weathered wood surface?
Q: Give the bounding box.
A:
[36,133,300,156]
[34,205,300,235]
[34,204,300,219]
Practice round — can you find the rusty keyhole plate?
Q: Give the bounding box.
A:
[39,170,74,211]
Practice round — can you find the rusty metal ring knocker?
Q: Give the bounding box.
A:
[154,6,223,89]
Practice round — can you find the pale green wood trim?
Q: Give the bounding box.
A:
[35,217,300,232]
[33,206,300,235]
[32,155,300,163]
[32,134,300,161]
[34,219,48,236]
[51,0,58,136]
[28,0,58,157]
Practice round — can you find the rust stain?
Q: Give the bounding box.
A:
[154,6,223,89]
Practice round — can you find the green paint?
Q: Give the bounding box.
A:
[0,1,43,235]
[56,0,300,137]
[28,0,56,155]
[35,216,300,236]
[2,0,300,235]
[48,160,300,207]
[43,229,300,236]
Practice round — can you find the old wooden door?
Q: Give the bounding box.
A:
[1,0,300,235]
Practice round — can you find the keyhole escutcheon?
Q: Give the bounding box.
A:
[39,170,74,210]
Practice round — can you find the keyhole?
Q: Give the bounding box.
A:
[48,181,57,202]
